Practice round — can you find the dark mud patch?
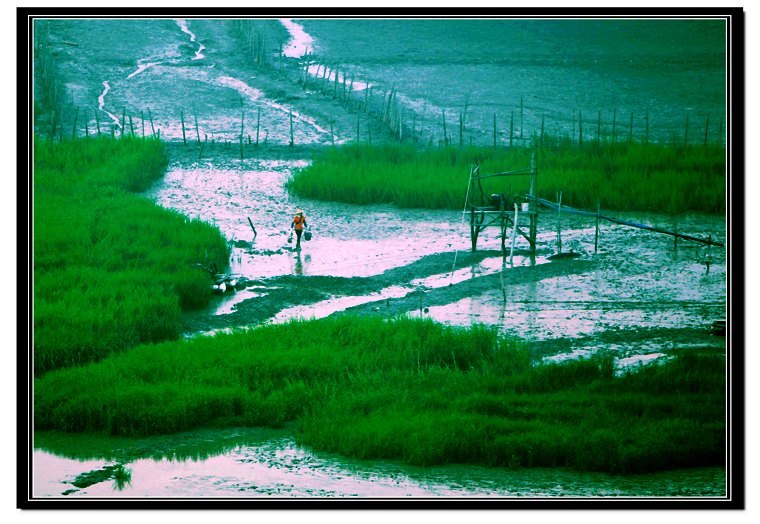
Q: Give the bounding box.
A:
[183,249,518,333]
[342,252,594,319]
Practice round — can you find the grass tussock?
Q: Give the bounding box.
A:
[287,141,726,214]
[34,137,230,375]
[34,315,726,475]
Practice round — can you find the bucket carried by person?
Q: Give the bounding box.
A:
[303,230,313,241]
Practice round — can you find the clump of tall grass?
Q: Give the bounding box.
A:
[34,137,230,375]
[287,141,725,214]
[34,315,726,475]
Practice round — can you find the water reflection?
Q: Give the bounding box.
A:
[33,434,726,498]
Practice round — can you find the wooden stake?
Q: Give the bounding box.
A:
[628,112,634,144]
[72,106,79,139]
[579,110,583,147]
[540,114,545,147]
[594,200,601,254]
[442,109,447,146]
[141,110,145,137]
[180,109,187,144]
[704,114,710,147]
[193,109,201,145]
[51,110,57,141]
[596,110,601,145]
[240,110,245,160]
[148,108,156,136]
[459,112,463,147]
[256,107,260,146]
[247,217,257,238]
[94,108,101,136]
[645,110,649,145]
[510,203,518,266]
[289,111,294,146]
[611,108,617,144]
[556,191,563,254]
[493,113,497,149]
[509,111,514,147]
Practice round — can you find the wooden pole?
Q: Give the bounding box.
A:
[540,114,545,147]
[510,203,518,266]
[493,113,497,149]
[704,114,710,147]
[556,191,562,254]
[611,108,617,144]
[148,108,156,137]
[442,109,447,146]
[596,110,601,145]
[579,110,583,147]
[51,110,57,141]
[193,109,201,146]
[247,216,257,238]
[141,110,145,137]
[594,200,601,254]
[256,107,261,146]
[628,112,634,144]
[83,108,89,138]
[674,217,678,252]
[72,106,79,139]
[129,115,135,137]
[470,206,478,252]
[240,110,245,160]
[94,108,101,136]
[572,110,576,143]
[289,111,294,146]
[645,110,649,145]
[684,113,690,148]
[180,109,187,144]
[459,112,463,147]
[500,209,507,257]
[121,108,126,138]
[529,161,537,256]
[509,111,514,147]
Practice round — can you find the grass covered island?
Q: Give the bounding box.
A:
[288,140,726,214]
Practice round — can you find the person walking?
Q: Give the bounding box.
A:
[290,208,308,249]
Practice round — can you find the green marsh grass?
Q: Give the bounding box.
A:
[287,141,726,214]
[34,315,726,475]
[34,137,230,375]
